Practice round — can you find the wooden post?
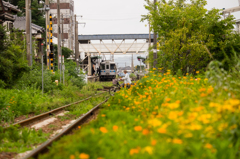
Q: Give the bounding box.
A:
[26,0,31,66]
[75,15,79,68]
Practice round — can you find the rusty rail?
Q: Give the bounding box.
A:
[5,91,107,128]
[23,98,108,159]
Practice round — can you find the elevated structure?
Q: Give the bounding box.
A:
[223,0,240,33]
[78,34,153,76]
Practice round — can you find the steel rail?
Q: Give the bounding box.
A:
[4,91,107,128]
[23,98,109,159]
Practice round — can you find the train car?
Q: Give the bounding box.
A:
[99,60,117,81]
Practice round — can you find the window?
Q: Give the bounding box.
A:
[106,65,109,69]
[110,64,115,70]
[100,64,105,70]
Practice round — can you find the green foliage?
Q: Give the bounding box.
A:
[135,65,145,71]
[0,125,49,153]
[53,44,73,62]
[144,0,238,74]
[0,26,30,88]
[14,66,59,93]
[129,73,136,78]
[206,49,240,95]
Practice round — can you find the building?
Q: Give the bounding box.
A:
[49,0,75,51]
[13,16,45,59]
[0,0,21,28]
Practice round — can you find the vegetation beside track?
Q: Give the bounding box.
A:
[39,70,240,159]
[0,82,111,126]
[0,93,108,154]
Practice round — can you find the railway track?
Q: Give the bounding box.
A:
[4,91,107,129]
[23,98,109,159]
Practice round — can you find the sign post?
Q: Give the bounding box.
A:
[62,55,65,85]
[41,43,44,95]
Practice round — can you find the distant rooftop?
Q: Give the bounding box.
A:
[14,16,45,33]
[2,0,21,12]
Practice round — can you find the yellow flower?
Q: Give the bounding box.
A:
[70,155,75,159]
[78,126,81,129]
[113,125,118,132]
[101,114,106,117]
[184,133,193,138]
[100,127,108,133]
[144,146,153,154]
[147,118,162,127]
[189,124,202,130]
[134,126,142,131]
[172,139,183,144]
[97,157,104,159]
[79,153,89,159]
[168,103,179,109]
[196,71,199,74]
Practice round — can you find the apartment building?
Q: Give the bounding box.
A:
[49,0,75,51]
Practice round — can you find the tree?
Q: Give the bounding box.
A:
[143,0,238,74]
[0,26,29,88]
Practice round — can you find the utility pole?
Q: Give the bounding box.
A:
[71,17,73,51]
[131,54,134,73]
[75,15,79,68]
[153,0,157,68]
[61,14,64,48]
[29,9,32,66]
[57,0,61,73]
[148,21,151,69]
[26,0,31,66]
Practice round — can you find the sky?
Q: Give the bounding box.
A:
[74,0,240,67]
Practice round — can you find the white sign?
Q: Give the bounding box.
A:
[80,52,85,60]
[59,55,65,64]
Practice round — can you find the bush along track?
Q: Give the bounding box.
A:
[0,93,108,158]
[39,71,240,159]
[0,82,111,126]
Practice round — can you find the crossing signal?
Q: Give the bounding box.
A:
[49,53,54,59]
[49,14,54,72]
[50,43,54,52]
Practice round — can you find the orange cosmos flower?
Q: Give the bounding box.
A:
[172,139,183,144]
[142,129,149,135]
[157,128,166,134]
[100,127,108,133]
[134,126,142,131]
[113,125,118,132]
[151,139,157,146]
[79,153,89,159]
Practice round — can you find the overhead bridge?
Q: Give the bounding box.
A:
[78,34,153,56]
[77,34,153,76]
